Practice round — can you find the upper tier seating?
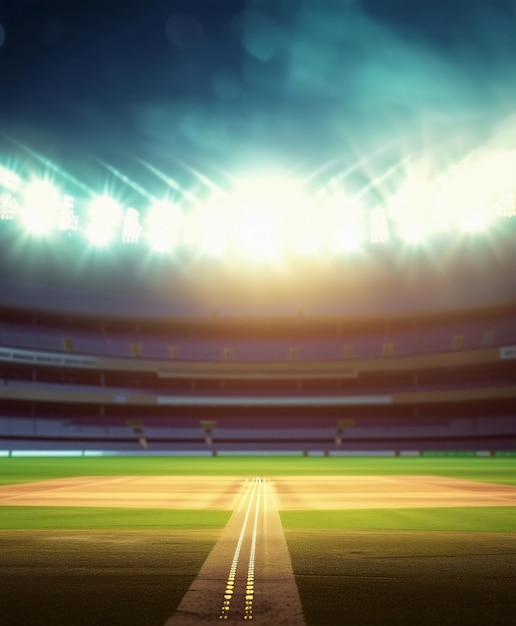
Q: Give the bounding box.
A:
[0,313,515,362]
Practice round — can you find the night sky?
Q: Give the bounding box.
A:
[1,0,516,183]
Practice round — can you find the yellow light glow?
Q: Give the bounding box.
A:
[228,175,306,260]
[232,206,283,259]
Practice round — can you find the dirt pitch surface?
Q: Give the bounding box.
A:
[1,475,515,510]
[165,477,304,625]
[0,476,243,509]
[272,475,516,509]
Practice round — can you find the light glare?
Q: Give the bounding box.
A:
[0,192,18,220]
[369,207,390,243]
[0,166,22,191]
[317,191,366,253]
[458,208,491,233]
[21,179,61,235]
[230,176,310,259]
[233,206,283,259]
[185,195,230,255]
[146,200,183,252]
[59,194,78,231]
[122,207,141,243]
[86,195,122,246]
[0,158,515,258]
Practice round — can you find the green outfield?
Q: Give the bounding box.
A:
[1,456,515,532]
[12,505,515,534]
[1,455,516,486]
[281,506,516,532]
[284,528,516,626]
[0,456,515,625]
[0,528,221,626]
[0,507,231,530]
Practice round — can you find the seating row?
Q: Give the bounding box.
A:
[0,315,515,361]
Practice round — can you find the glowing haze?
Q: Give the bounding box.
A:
[0,139,515,263]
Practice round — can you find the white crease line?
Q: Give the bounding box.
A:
[165,476,305,625]
[262,477,268,537]
[244,478,262,621]
[218,478,258,621]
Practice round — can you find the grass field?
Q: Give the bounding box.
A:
[1,455,516,485]
[281,506,516,532]
[0,528,220,626]
[284,528,516,626]
[0,456,515,625]
[0,507,231,530]
[1,456,515,532]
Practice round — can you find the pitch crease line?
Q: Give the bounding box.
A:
[218,477,259,621]
[244,478,262,621]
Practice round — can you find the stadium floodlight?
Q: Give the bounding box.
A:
[122,207,141,244]
[59,194,79,232]
[492,191,516,219]
[86,195,122,246]
[20,179,62,235]
[0,192,18,220]
[146,200,183,252]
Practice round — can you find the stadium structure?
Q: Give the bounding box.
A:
[0,145,515,626]
[0,146,516,457]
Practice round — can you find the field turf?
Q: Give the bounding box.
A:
[0,457,515,533]
[0,456,515,625]
[1,455,516,486]
[0,507,230,530]
[0,529,220,626]
[285,529,516,626]
[281,506,516,532]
